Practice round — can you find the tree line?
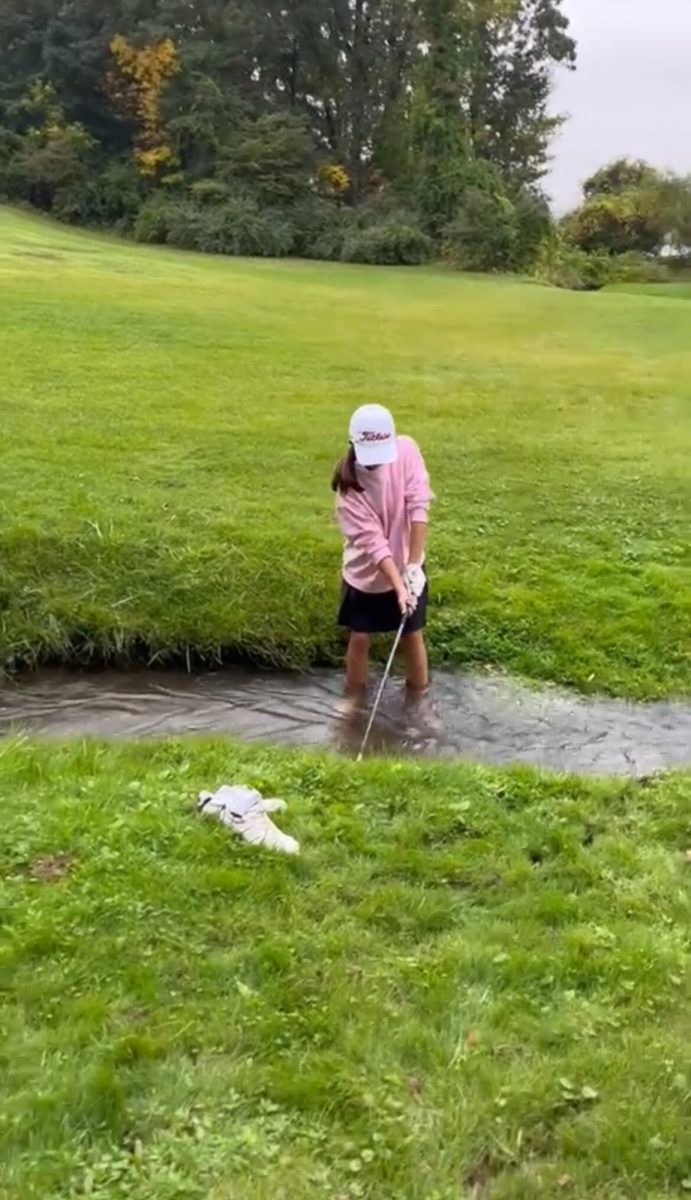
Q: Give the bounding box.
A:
[0,0,574,267]
[1,2,689,281]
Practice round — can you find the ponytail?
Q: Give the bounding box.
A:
[331,443,364,495]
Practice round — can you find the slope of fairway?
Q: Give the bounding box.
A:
[1,738,690,1200]
[1,207,690,696]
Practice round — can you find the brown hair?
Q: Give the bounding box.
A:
[331,443,364,495]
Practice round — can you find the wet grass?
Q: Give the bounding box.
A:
[1,737,690,1199]
[1,207,690,697]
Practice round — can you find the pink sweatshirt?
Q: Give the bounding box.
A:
[336,435,433,593]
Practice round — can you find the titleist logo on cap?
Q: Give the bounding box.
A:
[358,430,391,443]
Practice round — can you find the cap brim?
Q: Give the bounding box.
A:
[353,440,398,467]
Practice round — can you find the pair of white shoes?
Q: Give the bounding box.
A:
[197,785,300,855]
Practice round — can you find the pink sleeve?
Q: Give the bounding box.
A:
[404,439,433,523]
[336,492,392,566]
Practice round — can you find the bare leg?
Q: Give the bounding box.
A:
[346,632,370,693]
[401,631,440,734]
[401,631,429,692]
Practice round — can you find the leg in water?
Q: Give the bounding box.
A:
[400,630,428,691]
[401,631,441,738]
[337,632,370,719]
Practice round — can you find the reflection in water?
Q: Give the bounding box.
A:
[1,667,690,777]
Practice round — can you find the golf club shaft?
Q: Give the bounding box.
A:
[356,612,408,762]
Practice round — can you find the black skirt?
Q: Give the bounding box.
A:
[338,578,428,635]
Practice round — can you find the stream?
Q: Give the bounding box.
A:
[1,667,690,776]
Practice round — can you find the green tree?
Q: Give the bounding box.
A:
[408,0,573,229]
[407,0,472,230]
[0,0,574,271]
[220,112,316,203]
[583,158,659,200]
[563,192,666,256]
[656,173,691,252]
[464,0,576,188]
[2,81,94,213]
[442,180,518,270]
[565,159,691,257]
[253,0,422,200]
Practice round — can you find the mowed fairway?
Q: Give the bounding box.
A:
[1,207,690,696]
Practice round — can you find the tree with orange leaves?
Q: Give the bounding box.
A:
[108,35,179,178]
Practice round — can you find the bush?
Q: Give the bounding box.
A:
[163,201,212,250]
[609,251,671,284]
[287,196,350,259]
[4,124,94,214]
[188,179,232,205]
[442,187,518,271]
[511,190,552,272]
[309,209,362,262]
[0,127,20,194]
[341,219,432,266]
[535,237,613,291]
[55,160,143,229]
[562,192,664,256]
[135,196,296,257]
[214,200,295,257]
[134,197,175,244]
[667,253,691,279]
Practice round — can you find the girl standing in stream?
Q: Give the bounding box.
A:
[332,404,433,708]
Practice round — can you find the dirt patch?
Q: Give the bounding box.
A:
[466,1156,498,1198]
[29,853,74,882]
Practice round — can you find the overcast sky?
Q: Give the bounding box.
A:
[547,0,691,212]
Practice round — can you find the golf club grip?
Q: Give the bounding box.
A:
[356,612,408,761]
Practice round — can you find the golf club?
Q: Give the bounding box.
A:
[356,610,408,762]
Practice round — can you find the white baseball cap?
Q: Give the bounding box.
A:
[349,404,398,467]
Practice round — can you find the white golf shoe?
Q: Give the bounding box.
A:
[197,785,299,855]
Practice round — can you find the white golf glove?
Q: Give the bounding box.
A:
[404,563,426,599]
[198,785,300,855]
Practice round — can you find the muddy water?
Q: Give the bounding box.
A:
[1,667,690,776]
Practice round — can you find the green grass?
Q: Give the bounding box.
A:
[1,738,690,1199]
[3,209,691,1200]
[1,207,690,697]
[609,282,691,301]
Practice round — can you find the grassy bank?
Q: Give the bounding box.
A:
[1,207,690,697]
[1,738,690,1199]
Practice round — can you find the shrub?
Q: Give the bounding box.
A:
[341,219,432,266]
[535,237,613,291]
[214,200,295,257]
[188,178,232,205]
[609,251,671,284]
[511,190,552,272]
[135,196,296,257]
[4,124,94,214]
[134,197,176,244]
[562,193,664,256]
[442,187,518,271]
[667,253,691,278]
[287,196,351,259]
[164,201,211,250]
[0,127,20,195]
[55,159,143,229]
